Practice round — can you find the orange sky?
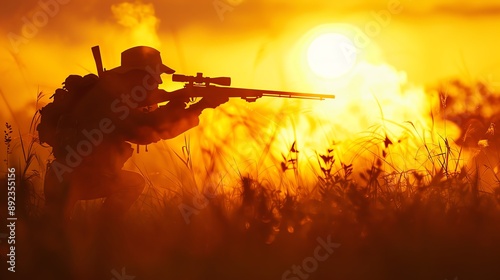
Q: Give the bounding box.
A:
[1,0,500,183]
[1,1,499,112]
[2,0,500,106]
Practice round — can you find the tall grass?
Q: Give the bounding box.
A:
[4,80,500,280]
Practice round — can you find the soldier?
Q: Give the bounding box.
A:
[42,46,228,224]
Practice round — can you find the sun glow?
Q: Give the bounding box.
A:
[283,23,368,93]
[306,33,357,79]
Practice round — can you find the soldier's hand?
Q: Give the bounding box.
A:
[167,96,191,108]
[196,96,229,109]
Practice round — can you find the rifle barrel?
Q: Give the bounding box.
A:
[187,86,335,100]
[260,91,335,100]
[145,85,334,105]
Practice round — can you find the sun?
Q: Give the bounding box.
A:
[306,33,357,79]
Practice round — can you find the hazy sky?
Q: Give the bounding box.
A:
[2,0,500,177]
[1,0,500,124]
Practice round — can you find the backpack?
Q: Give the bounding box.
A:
[37,74,99,157]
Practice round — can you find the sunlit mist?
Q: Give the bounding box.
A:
[307,32,357,79]
[111,2,161,48]
[3,1,500,280]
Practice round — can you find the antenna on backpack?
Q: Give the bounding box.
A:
[91,45,105,77]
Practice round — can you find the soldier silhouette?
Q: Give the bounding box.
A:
[42,46,228,223]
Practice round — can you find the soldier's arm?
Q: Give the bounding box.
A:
[113,93,228,144]
[136,88,228,109]
[115,105,199,144]
[117,99,226,145]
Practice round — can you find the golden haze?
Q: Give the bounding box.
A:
[1,0,499,189]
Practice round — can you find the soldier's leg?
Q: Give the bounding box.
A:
[43,163,79,223]
[100,170,145,220]
[70,169,145,220]
[76,171,144,279]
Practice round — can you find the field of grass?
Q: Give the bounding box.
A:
[1,79,500,280]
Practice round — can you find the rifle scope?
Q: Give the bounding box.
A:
[172,72,231,86]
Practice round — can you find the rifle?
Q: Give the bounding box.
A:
[91,45,105,77]
[146,72,335,104]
